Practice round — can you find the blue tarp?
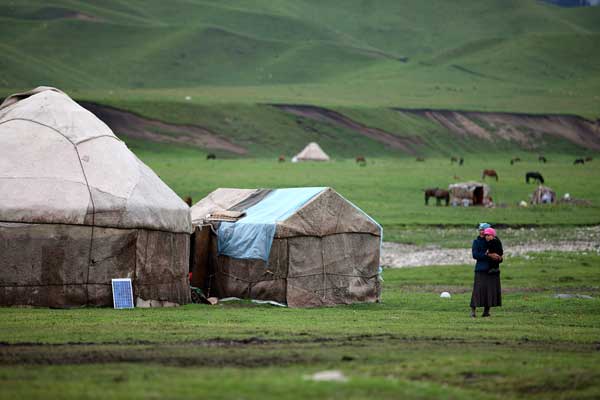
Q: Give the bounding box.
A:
[217,187,325,261]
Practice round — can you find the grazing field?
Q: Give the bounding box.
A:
[124,138,600,231]
[2,252,599,399]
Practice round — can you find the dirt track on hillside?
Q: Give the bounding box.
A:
[81,102,247,154]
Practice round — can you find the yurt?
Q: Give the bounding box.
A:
[190,187,381,307]
[0,87,192,308]
[448,181,491,207]
[292,142,330,162]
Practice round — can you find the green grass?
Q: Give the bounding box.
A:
[1,252,600,399]
[124,137,600,226]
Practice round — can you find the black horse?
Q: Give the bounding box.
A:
[525,171,544,184]
[206,153,216,160]
[424,188,450,206]
[538,155,547,163]
[574,158,585,165]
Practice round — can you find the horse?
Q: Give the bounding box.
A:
[482,169,498,181]
[278,155,285,163]
[574,158,585,165]
[355,155,366,164]
[450,156,458,164]
[183,196,193,207]
[206,153,216,160]
[459,157,464,166]
[538,155,547,163]
[424,188,450,206]
[416,157,425,162]
[525,171,544,184]
[510,157,521,165]
[585,156,593,162]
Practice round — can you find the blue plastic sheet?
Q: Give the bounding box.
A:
[217,187,325,261]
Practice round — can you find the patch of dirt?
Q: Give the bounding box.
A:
[273,104,423,154]
[382,240,600,268]
[397,108,600,151]
[81,102,247,155]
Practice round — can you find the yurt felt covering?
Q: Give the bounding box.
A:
[0,87,192,307]
[190,187,381,307]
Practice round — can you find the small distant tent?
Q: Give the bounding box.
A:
[292,142,330,162]
[190,187,381,307]
[531,185,556,205]
[0,87,192,308]
[448,181,491,206]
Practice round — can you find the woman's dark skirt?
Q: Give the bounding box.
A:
[470,271,502,308]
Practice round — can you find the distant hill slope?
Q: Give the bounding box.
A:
[1,0,600,155]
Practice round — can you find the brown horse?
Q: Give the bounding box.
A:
[184,196,193,207]
[424,188,450,206]
[510,157,521,165]
[482,169,498,181]
[450,156,458,163]
[356,155,366,164]
[416,157,425,162]
[278,155,285,162]
[538,155,547,163]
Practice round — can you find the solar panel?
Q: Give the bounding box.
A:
[111,278,134,309]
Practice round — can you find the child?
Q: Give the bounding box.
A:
[483,227,503,274]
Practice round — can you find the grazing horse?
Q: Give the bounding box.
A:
[355,155,366,164]
[416,157,425,162]
[450,156,458,164]
[278,155,285,163]
[585,156,593,162]
[574,158,585,165]
[424,188,450,206]
[459,157,464,166]
[525,171,544,184]
[184,196,193,207]
[482,169,498,181]
[206,153,216,160]
[510,157,521,165]
[538,155,547,163]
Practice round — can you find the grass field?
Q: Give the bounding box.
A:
[124,138,600,231]
[2,252,599,399]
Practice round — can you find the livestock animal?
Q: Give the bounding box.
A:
[450,156,458,163]
[482,169,499,181]
[184,196,193,207]
[538,155,547,163]
[510,157,521,165]
[356,155,366,164]
[574,158,585,165]
[424,188,450,206]
[206,153,216,160]
[459,157,464,166]
[416,157,425,162]
[585,156,593,162]
[278,155,285,163]
[525,171,544,184]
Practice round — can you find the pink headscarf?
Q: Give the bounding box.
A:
[483,227,496,237]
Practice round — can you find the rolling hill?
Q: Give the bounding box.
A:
[1,0,600,156]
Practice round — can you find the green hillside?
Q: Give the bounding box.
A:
[1,0,600,156]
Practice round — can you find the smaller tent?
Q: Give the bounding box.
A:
[292,142,330,162]
[531,185,556,205]
[448,181,491,206]
[190,187,381,307]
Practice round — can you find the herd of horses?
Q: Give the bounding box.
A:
[423,155,592,206]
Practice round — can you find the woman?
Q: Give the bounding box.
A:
[470,223,503,318]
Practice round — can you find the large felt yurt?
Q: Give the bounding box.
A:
[190,187,381,307]
[0,87,192,308]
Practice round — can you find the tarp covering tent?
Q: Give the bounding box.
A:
[448,181,491,206]
[0,87,192,308]
[292,142,330,162]
[531,185,556,205]
[190,187,381,307]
